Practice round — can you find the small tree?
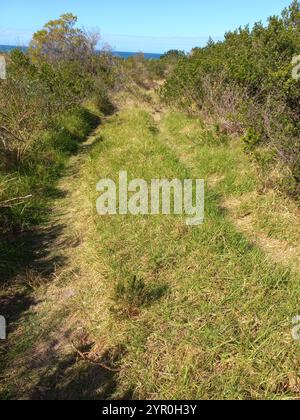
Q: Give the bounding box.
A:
[29,13,99,66]
[161,50,186,60]
[282,0,300,28]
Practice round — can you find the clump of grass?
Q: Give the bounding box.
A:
[113,275,168,317]
[203,124,230,146]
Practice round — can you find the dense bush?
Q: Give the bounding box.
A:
[162,1,300,198]
[0,50,93,169]
[0,14,117,278]
[118,53,166,90]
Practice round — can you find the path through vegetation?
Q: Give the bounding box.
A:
[1,89,300,400]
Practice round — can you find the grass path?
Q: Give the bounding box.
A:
[1,92,300,400]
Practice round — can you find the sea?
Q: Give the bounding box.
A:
[0,45,161,59]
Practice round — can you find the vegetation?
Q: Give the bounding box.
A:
[161,49,186,60]
[0,15,117,280]
[117,52,166,91]
[1,3,300,401]
[162,1,300,199]
[29,13,98,66]
[2,97,300,399]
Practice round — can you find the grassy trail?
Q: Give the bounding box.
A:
[1,92,300,400]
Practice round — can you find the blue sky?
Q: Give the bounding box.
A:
[0,0,294,53]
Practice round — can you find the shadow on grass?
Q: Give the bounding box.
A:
[31,358,118,400]
[0,221,68,331]
[0,107,118,399]
[28,344,129,401]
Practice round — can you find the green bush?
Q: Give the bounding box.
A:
[162,1,300,199]
[0,14,117,280]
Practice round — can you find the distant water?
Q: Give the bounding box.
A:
[0,45,28,53]
[112,51,162,59]
[0,45,161,59]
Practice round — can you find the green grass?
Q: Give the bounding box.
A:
[2,104,300,400]
[80,108,300,399]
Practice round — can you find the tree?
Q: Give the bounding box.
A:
[161,50,186,60]
[282,0,300,29]
[206,36,215,47]
[29,13,99,65]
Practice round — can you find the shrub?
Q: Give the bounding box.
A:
[162,1,300,199]
[0,14,116,279]
[112,275,168,317]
